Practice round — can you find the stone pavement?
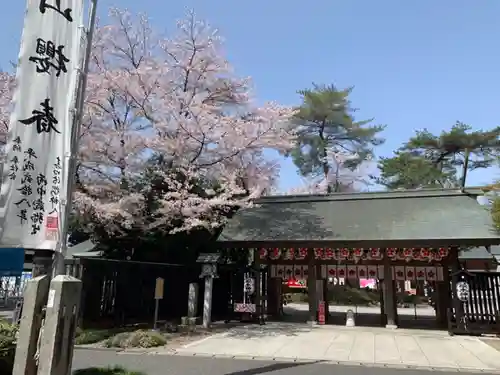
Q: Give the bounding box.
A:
[172,323,500,371]
[72,348,498,374]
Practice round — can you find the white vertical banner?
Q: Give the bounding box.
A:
[0,0,84,249]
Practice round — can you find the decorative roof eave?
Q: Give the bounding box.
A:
[219,237,500,249]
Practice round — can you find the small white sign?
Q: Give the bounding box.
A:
[244,277,255,294]
[47,289,56,308]
[456,281,470,302]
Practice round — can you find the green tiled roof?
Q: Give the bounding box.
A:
[218,189,500,248]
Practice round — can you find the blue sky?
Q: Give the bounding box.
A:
[2,0,500,191]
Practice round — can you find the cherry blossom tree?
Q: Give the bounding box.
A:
[0,70,15,151]
[276,152,373,195]
[74,8,296,236]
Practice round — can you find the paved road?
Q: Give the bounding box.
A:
[72,349,499,374]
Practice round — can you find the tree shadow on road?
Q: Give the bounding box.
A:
[223,361,321,375]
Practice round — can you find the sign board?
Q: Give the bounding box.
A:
[234,303,256,313]
[318,301,325,325]
[456,281,470,302]
[154,277,164,300]
[0,248,25,277]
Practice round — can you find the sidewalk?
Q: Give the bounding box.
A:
[172,322,500,371]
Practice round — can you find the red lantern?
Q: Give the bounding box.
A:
[403,248,413,258]
[386,248,397,258]
[259,248,267,260]
[283,248,294,260]
[325,248,335,260]
[420,248,430,258]
[370,248,380,259]
[297,247,308,259]
[438,247,449,257]
[270,248,281,260]
[353,248,363,257]
[313,248,323,259]
[340,248,349,258]
[412,248,421,260]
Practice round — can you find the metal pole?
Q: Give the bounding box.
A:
[153,299,159,330]
[53,0,99,276]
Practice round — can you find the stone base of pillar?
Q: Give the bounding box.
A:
[385,324,398,329]
[307,320,318,326]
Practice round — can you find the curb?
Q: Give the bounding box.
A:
[74,345,123,352]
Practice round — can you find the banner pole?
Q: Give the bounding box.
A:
[53,0,99,276]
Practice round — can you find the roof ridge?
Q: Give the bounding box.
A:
[257,187,485,203]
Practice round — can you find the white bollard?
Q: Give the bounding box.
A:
[345,309,356,327]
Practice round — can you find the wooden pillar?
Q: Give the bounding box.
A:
[379,279,386,326]
[435,265,450,328]
[267,277,280,318]
[383,252,398,328]
[323,279,329,323]
[254,249,264,324]
[450,249,464,329]
[307,249,317,323]
[315,264,326,322]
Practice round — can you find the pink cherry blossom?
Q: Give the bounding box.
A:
[74,8,296,234]
[0,70,15,150]
[278,152,373,195]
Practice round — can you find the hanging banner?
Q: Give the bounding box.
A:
[0,0,84,250]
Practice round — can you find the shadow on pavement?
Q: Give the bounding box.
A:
[224,361,321,375]
[224,323,313,339]
[276,306,442,331]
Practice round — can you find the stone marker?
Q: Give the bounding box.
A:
[346,309,356,327]
[13,275,50,375]
[37,275,82,375]
[187,283,199,318]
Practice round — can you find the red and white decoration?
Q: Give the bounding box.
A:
[394,266,406,281]
[367,265,378,279]
[405,266,416,281]
[357,265,368,279]
[271,265,308,280]
[315,265,443,281]
[385,248,449,263]
[260,247,450,262]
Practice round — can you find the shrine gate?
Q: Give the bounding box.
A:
[217,188,500,332]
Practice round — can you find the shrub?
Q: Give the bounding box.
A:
[0,321,17,375]
[75,329,119,345]
[0,320,18,352]
[105,330,166,349]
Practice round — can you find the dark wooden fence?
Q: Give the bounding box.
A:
[76,258,202,328]
[449,271,500,335]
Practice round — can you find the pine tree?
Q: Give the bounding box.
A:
[404,122,500,188]
[290,84,385,192]
[376,151,457,190]
[377,122,500,190]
